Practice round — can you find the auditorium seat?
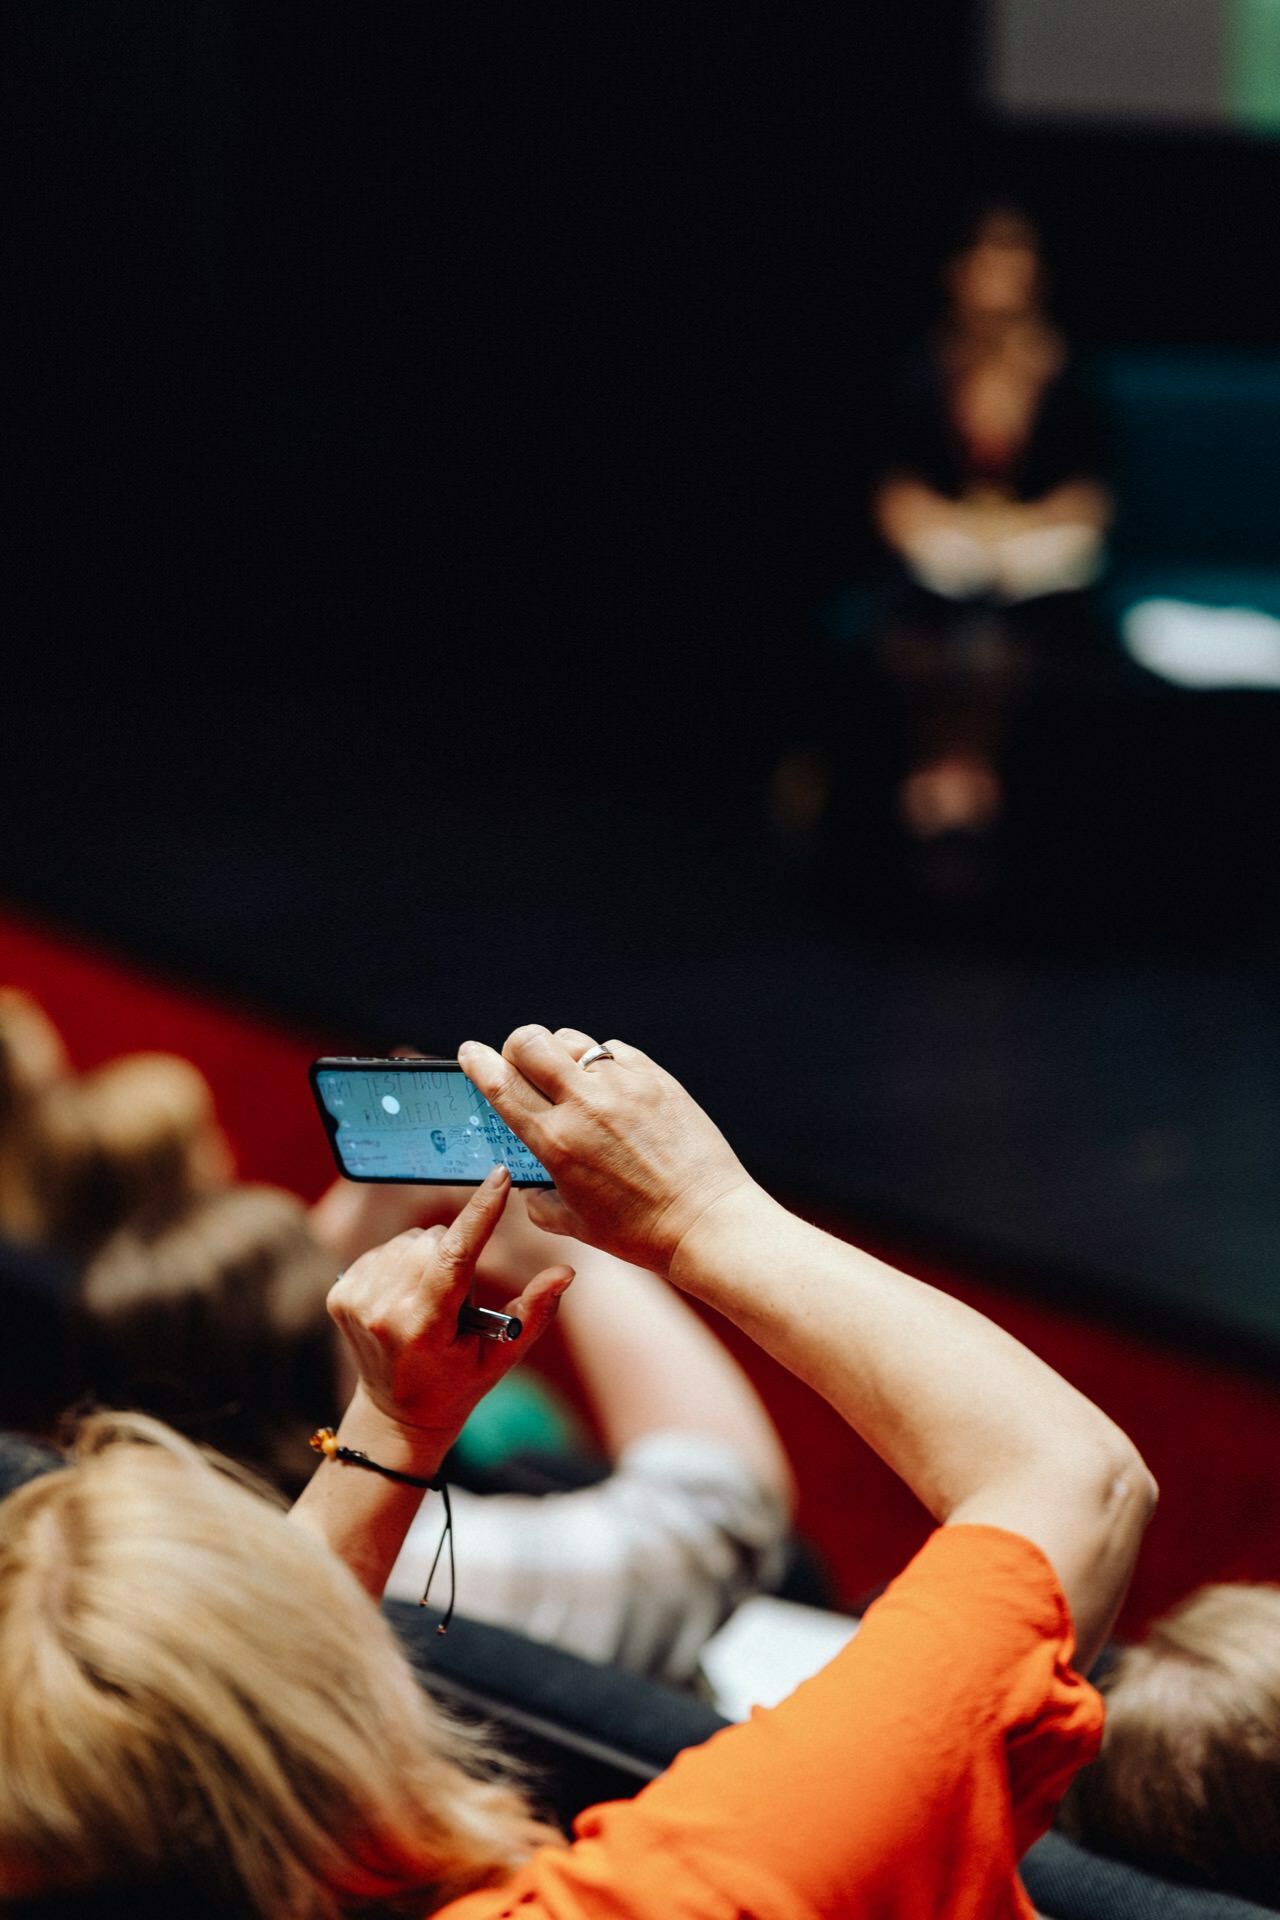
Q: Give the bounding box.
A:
[1022,1830,1280,1920]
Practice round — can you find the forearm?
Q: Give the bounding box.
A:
[674,1190,1067,1505]
[307,1178,465,1270]
[556,1250,793,1505]
[477,1203,792,1503]
[670,1187,1154,1658]
[289,1386,454,1598]
[296,1171,573,1600]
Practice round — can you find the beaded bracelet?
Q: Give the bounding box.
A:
[310,1426,455,1632]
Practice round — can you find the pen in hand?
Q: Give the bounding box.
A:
[457,1305,522,1342]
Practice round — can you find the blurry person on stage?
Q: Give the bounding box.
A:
[871,203,1111,848]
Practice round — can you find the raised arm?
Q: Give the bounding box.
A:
[308,1167,792,1545]
[291,1169,573,1595]
[461,1026,1156,1669]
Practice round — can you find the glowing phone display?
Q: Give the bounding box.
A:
[310,1058,552,1187]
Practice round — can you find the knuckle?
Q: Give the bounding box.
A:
[435,1234,468,1271]
[488,1064,522,1104]
[391,1227,426,1253]
[505,1023,548,1053]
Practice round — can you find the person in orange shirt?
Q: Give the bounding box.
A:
[0,1025,1155,1919]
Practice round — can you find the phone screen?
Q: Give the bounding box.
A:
[311,1059,553,1187]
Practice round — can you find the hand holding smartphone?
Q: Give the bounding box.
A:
[310,1057,553,1188]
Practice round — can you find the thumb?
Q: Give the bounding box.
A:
[525,1187,575,1237]
[499,1264,574,1358]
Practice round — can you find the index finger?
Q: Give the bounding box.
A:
[424,1165,512,1298]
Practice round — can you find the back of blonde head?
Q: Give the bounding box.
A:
[1064,1582,1280,1906]
[0,1414,553,1918]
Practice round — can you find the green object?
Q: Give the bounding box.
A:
[1229,0,1280,134]
[453,1370,586,1473]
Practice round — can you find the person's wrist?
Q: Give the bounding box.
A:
[336,1383,458,1482]
[665,1177,772,1297]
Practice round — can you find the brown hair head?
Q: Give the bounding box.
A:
[17,1053,229,1253]
[1063,1583,1280,1906]
[73,1186,339,1492]
[0,990,69,1134]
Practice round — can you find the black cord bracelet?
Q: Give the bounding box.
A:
[309,1427,456,1632]
[309,1428,437,1487]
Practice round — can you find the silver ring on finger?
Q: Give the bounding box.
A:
[579,1043,615,1070]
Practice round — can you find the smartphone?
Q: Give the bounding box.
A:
[310,1057,553,1187]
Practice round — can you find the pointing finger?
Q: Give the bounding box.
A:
[423,1166,512,1300]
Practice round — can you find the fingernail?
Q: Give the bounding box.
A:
[483,1166,509,1190]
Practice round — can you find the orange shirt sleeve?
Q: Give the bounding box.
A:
[438,1524,1103,1920]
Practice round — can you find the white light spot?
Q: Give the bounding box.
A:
[381,1095,401,1115]
[1124,597,1280,688]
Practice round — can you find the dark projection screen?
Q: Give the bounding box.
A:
[988,0,1280,134]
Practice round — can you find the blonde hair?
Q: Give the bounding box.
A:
[1064,1583,1280,1905]
[73,1187,338,1491]
[0,1413,555,1917]
[10,1053,225,1252]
